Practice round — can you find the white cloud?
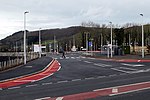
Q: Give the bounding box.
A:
[0,0,150,39]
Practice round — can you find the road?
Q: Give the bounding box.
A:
[0,52,150,100]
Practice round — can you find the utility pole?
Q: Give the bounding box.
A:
[23,11,29,64]
[110,22,113,58]
[140,14,144,58]
[54,35,56,53]
[39,28,41,58]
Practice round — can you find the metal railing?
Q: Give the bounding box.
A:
[0,52,39,71]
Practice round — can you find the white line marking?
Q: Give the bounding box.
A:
[33,73,54,82]
[35,97,51,100]
[84,61,92,63]
[119,67,138,71]
[71,57,75,59]
[87,58,95,60]
[13,80,35,82]
[57,66,61,71]
[112,88,118,93]
[96,76,106,78]
[85,77,94,80]
[56,97,64,100]
[66,57,69,59]
[109,74,117,77]
[94,81,150,92]
[121,63,145,67]
[57,80,68,83]
[111,68,130,73]
[72,79,81,81]
[26,84,38,88]
[109,87,150,96]
[58,63,61,66]
[42,82,52,85]
[94,63,112,67]
[8,86,21,90]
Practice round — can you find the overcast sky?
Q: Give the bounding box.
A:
[0,0,149,39]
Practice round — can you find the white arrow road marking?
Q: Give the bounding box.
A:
[56,97,64,100]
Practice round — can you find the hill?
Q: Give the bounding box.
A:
[0,26,82,51]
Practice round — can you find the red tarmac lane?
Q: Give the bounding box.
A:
[0,59,61,89]
[47,81,150,100]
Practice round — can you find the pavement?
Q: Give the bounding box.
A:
[0,56,61,89]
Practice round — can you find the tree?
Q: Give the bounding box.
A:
[114,28,124,46]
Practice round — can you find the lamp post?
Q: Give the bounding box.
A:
[39,28,42,58]
[24,11,29,64]
[110,22,113,58]
[140,14,144,58]
[85,32,89,51]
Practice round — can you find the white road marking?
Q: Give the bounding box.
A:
[72,79,81,81]
[58,63,61,66]
[94,81,150,92]
[87,57,95,60]
[119,67,138,71]
[84,61,92,63]
[121,63,145,67]
[66,57,70,59]
[112,88,118,93]
[57,66,61,71]
[109,74,117,77]
[42,82,52,85]
[13,80,35,82]
[94,63,112,67]
[85,77,94,80]
[26,84,38,88]
[25,66,33,68]
[109,87,150,96]
[57,80,68,83]
[111,68,130,73]
[71,57,75,59]
[60,57,63,59]
[35,97,51,100]
[56,97,64,100]
[8,86,21,90]
[96,76,106,78]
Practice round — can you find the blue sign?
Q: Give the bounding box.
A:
[89,42,92,47]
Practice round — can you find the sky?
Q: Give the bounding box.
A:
[0,0,149,40]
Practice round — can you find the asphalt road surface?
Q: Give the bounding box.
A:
[0,52,150,100]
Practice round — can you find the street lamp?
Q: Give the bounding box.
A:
[85,32,89,51]
[24,11,29,64]
[39,28,42,58]
[110,22,113,58]
[140,14,144,58]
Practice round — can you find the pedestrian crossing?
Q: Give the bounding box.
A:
[53,56,85,60]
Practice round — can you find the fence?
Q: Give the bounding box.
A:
[0,52,39,71]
